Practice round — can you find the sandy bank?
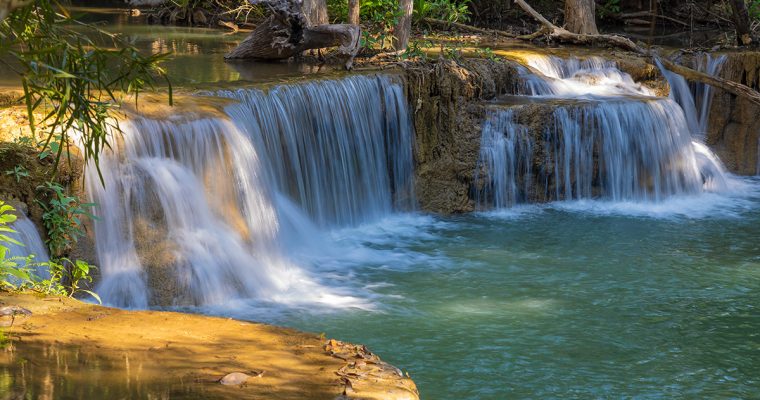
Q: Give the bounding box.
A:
[0,293,418,400]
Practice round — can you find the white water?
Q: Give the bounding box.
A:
[474,109,532,208]
[5,212,50,281]
[87,75,415,308]
[7,213,49,263]
[217,75,416,226]
[476,55,731,208]
[519,56,655,97]
[658,54,727,139]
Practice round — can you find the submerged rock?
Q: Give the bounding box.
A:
[219,371,262,385]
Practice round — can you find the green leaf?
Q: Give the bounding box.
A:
[80,289,102,304]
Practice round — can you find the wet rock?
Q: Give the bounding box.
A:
[218,370,264,385]
[704,51,760,175]
[405,58,522,214]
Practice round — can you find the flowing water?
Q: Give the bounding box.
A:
[86,74,415,308]
[6,213,49,266]
[5,36,760,397]
[83,53,759,398]
[475,55,729,207]
[181,55,755,398]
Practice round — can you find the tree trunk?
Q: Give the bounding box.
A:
[564,0,598,34]
[303,0,328,25]
[729,0,752,46]
[225,0,361,69]
[394,0,414,50]
[348,0,360,25]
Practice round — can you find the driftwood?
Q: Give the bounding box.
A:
[225,0,360,69]
[514,0,760,106]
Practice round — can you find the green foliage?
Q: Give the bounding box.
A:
[401,39,433,60]
[327,0,349,23]
[440,40,464,61]
[44,258,101,303]
[750,0,760,20]
[361,0,401,49]
[474,47,499,61]
[4,165,29,183]
[0,329,9,349]
[12,136,34,147]
[597,0,620,19]
[0,203,24,278]
[36,182,96,257]
[0,0,171,180]
[0,201,100,303]
[0,202,35,290]
[414,0,471,23]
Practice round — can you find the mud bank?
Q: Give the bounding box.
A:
[0,293,418,400]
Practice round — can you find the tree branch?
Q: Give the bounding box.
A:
[513,0,760,106]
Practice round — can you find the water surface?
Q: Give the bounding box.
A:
[209,180,760,399]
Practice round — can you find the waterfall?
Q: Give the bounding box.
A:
[218,75,415,227]
[518,55,654,97]
[7,213,49,263]
[476,55,730,208]
[658,53,727,139]
[474,110,532,208]
[87,75,415,307]
[5,212,50,280]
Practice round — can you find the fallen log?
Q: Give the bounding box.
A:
[514,0,760,106]
[225,0,360,69]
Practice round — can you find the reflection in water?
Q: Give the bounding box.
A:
[0,8,337,88]
[0,342,217,400]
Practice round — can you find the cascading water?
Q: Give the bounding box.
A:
[87,75,415,308]
[658,53,727,139]
[7,213,49,263]
[474,110,532,208]
[476,55,730,208]
[517,56,655,97]
[217,75,415,227]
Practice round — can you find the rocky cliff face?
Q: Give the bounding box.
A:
[403,58,522,213]
[706,52,760,175]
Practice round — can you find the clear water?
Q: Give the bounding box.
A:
[0,8,336,88]
[205,181,760,399]
[3,10,756,397]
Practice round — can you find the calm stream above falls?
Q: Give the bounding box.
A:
[3,14,760,398]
